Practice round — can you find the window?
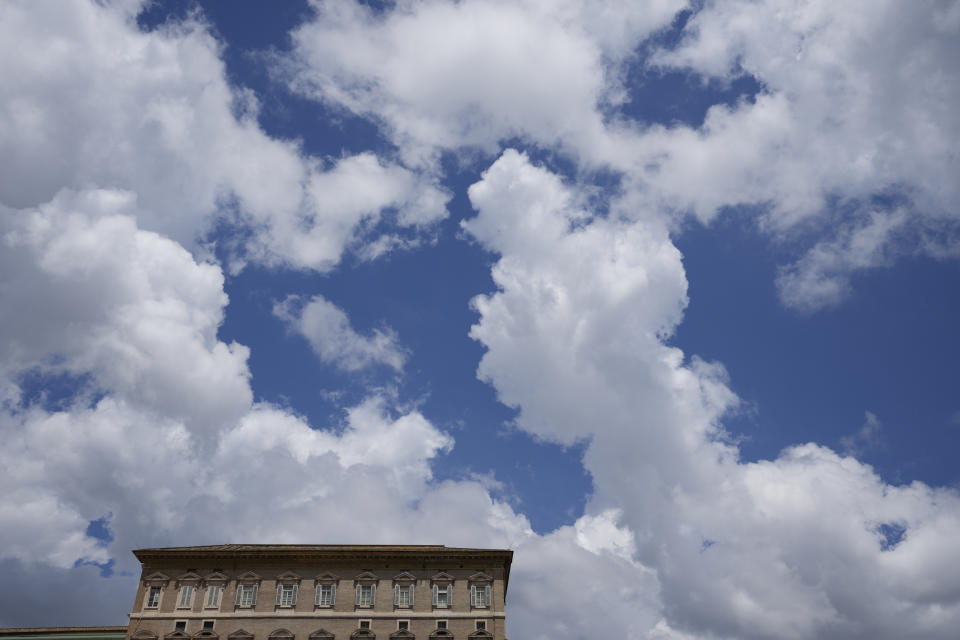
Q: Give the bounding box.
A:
[202,621,215,630]
[236,584,258,607]
[470,584,490,608]
[355,584,376,607]
[397,621,409,631]
[475,621,486,631]
[177,585,195,608]
[359,620,371,630]
[146,586,162,608]
[174,622,187,632]
[276,584,298,607]
[205,585,223,608]
[394,584,414,607]
[315,584,336,607]
[436,621,447,630]
[432,584,450,608]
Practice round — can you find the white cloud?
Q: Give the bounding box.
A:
[840,410,883,457]
[464,151,960,639]
[285,0,683,166]
[776,209,909,311]
[648,0,960,224]
[274,294,408,373]
[285,0,960,308]
[0,189,252,435]
[636,0,960,308]
[0,156,535,633]
[3,1,960,638]
[0,0,446,272]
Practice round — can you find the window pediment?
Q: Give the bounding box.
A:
[350,631,375,640]
[144,572,170,586]
[192,632,218,640]
[276,571,302,584]
[236,571,261,584]
[389,631,415,639]
[164,632,190,640]
[353,571,379,584]
[430,571,454,584]
[392,571,416,584]
[467,572,493,584]
[268,629,294,640]
[428,631,452,639]
[314,572,339,584]
[132,631,158,640]
[308,630,334,640]
[203,572,228,584]
[176,572,202,585]
[228,631,254,640]
[468,632,492,639]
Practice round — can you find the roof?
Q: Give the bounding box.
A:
[133,544,511,556]
[132,544,513,595]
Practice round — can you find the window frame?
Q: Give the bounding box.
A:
[174,621,187,633]
[177,584,196,609]
[315,583,336,608]
[394,583,414,608]
[432,583,451,608]
[470,583,491,608]
[275,583,299,608]
[145,586,163,609]
[205,584,223,609]
[355,583,376,607]
[236,583,258,608]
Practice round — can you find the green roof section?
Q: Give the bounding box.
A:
[0,627,127,640]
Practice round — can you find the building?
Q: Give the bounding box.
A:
[127,545,512,640]
[0,628,127,640]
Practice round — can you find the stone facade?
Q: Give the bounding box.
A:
[126,546,512,640]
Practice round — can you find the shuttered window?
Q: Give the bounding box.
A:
[470,584,490,607]
[432,584,450,608]
[236,584,258,607]
[177,585,195,608]
[394,584,414,607]
[315,584,336,606]
[355,583,376,606]
[205,585,222,608]
[275,583,298,607]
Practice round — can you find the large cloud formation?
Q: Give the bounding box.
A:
[465,151,960,639]
[2,1,960,639]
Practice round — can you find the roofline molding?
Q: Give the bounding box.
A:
[132,545,513,596]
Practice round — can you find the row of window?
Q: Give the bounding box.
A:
[147,584,490,611]
[170,620,487,633]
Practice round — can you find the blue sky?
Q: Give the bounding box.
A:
[2,1,960,638]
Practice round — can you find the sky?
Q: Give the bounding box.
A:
[1,0,959,638]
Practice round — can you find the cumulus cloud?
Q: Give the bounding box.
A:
[0,189,252,435]
[0,0,447,271]
[4,1,960,638]
[284,0,683,166]
[639,0,960,308]
[286,0,960,308]
[0,187,528,626]
[464,151,960,639]
[274,295,407,373]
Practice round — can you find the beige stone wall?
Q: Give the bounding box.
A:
[128,558,507,640]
